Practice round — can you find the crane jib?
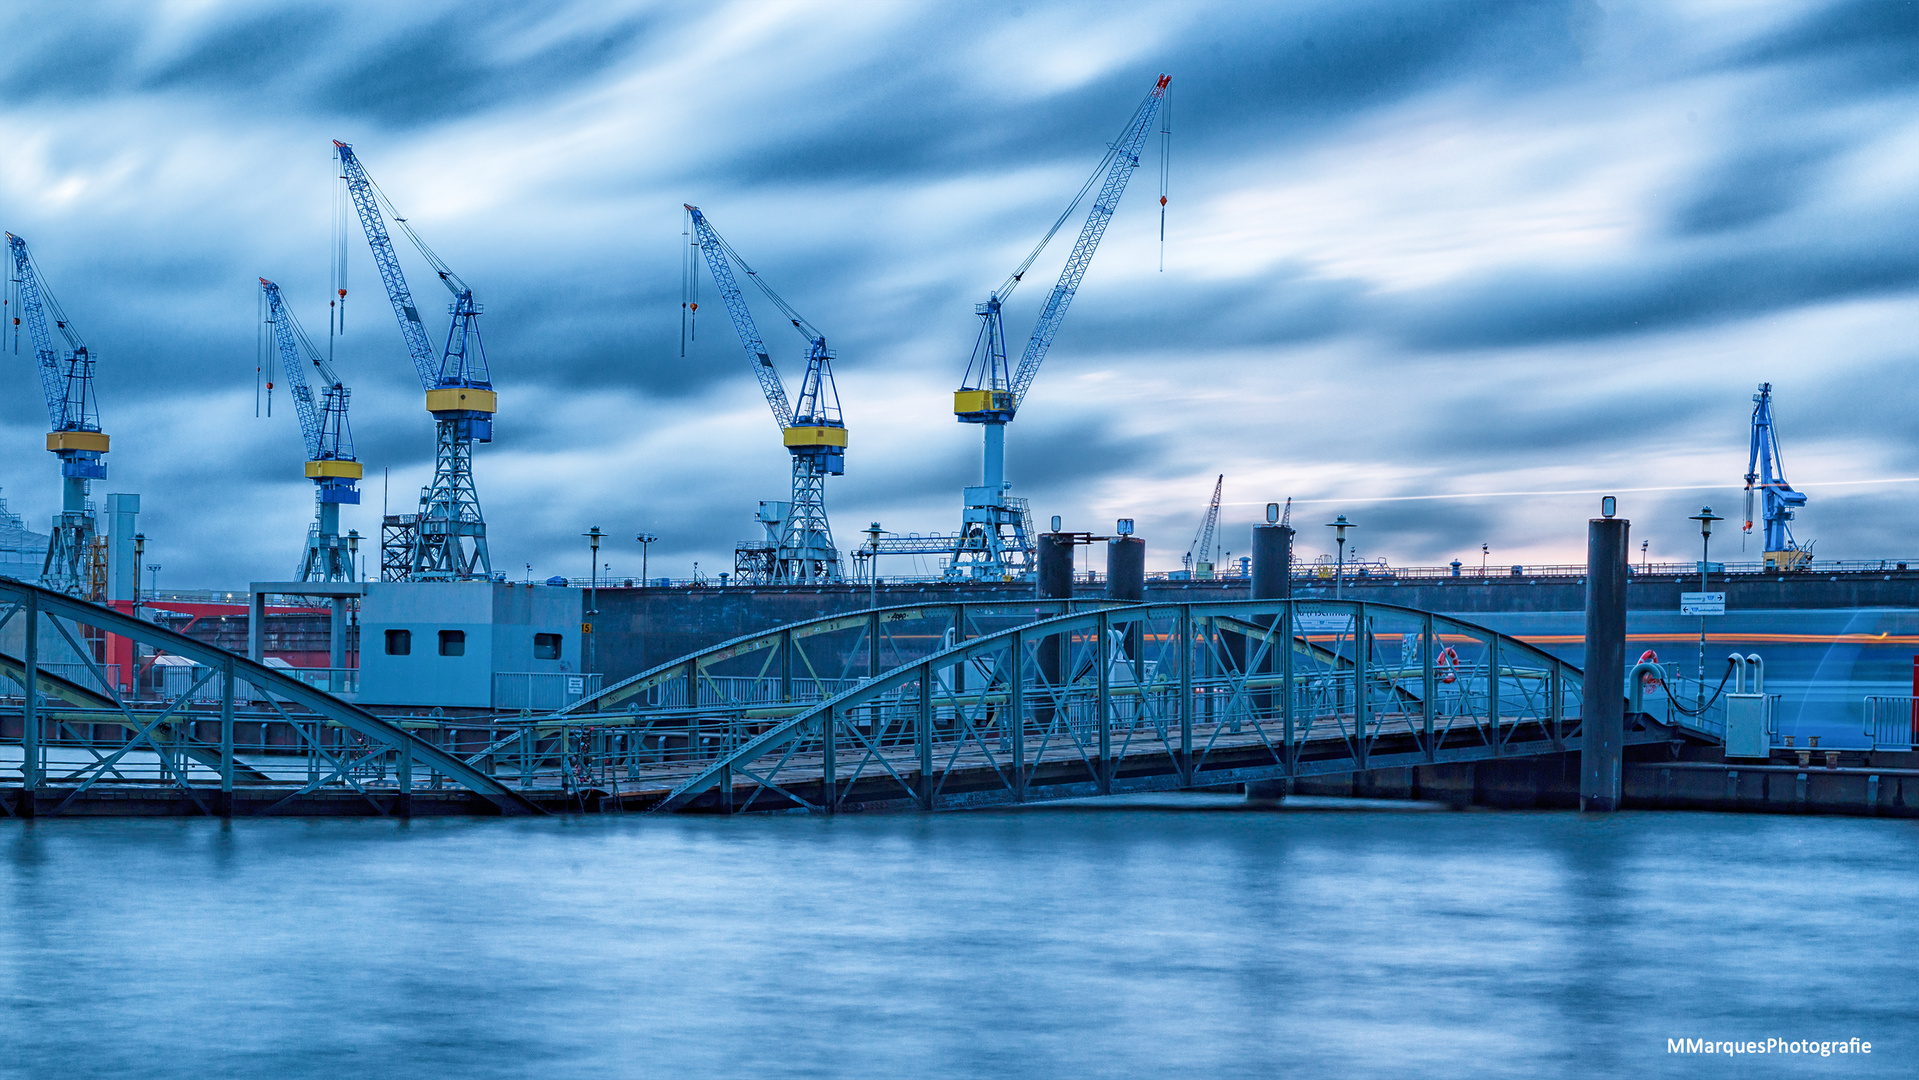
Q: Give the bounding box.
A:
[1005,74,1169,411]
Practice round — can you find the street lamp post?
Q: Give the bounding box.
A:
[132,533,146,615]
[147,564,161,599]
[1325,515,1354,601]
[1689,506,1723,707]
[584,527,602,675]
[636,533,659,586]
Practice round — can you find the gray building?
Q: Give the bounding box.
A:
[357,581,585,710]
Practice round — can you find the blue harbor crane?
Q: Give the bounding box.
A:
[948,73,1171,581]
[1745,382,1811,571]
[683,204,846,584]
[333,140,493,582]
[8,233,106,597]
[260,279,362,581]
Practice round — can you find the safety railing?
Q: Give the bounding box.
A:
[493,672,604,713]
[1863,696,1917,751]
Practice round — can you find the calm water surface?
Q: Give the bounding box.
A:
[2,802,1913,1079]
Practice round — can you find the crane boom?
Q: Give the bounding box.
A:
[260,279,354,465]
[1007,74,1170,409]
[9,233,100,439]
[685,205,796,430]
[333,142,439,391]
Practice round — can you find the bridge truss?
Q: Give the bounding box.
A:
[0,578,537,816]
[451,599,1691,814]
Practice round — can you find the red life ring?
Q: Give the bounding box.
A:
[1637,649,1663,691]
[1436,646,1459,684]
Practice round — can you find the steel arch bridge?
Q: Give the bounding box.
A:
[0,577,538,816]
[495,598,1705,814]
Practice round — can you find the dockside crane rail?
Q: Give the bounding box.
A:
[8,232,106,596]
[333,139,494,582]
[1745,382,1810,571]
[260,279,361,581]
[947,73,1171,582]
[683,204,846,584]
[1184,473,1223,575]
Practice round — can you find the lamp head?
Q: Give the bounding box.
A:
[347,529,360,555]
[586,526,603,551]
[1325,514,1353,541]
[1691,506,1722,538]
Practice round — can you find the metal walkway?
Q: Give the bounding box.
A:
[505,598,1707,814]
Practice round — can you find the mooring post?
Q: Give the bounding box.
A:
[1107,532,1145,694]
[1035,532,1072,749]
[1581,506,1630,812]
[1248,520,1293,805]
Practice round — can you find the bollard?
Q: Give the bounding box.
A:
[1580,509,1629,812]
[1106,536,1145,602]
[1252,523,1293,601]
[1035,532,1073,750]
[1247,521,1294,804]
[1037,533,1074,602]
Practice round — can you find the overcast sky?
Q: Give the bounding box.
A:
[1,0,1915,586]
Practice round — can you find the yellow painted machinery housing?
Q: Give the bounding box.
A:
[953,389,1015,416]
[784,426,849,449]
[305,460,365,480]
[425,388,497,415]
[1764,548,1813,572]
[46,430,109,453]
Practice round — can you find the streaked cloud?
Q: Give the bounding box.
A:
[0,0,1914,585]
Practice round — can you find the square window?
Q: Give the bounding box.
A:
[439,629,466,657]
[384,629,411,656]
[534,633,562,661]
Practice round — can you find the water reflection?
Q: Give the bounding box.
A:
[0,808,1911,1078]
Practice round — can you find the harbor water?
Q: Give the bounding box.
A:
[2,800,1913,1078]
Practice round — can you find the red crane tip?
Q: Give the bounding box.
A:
[332,139,348,148]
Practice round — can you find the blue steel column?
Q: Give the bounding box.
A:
[21,592,39,798]
[917,663,933,810]
[1581,515,1630,812]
